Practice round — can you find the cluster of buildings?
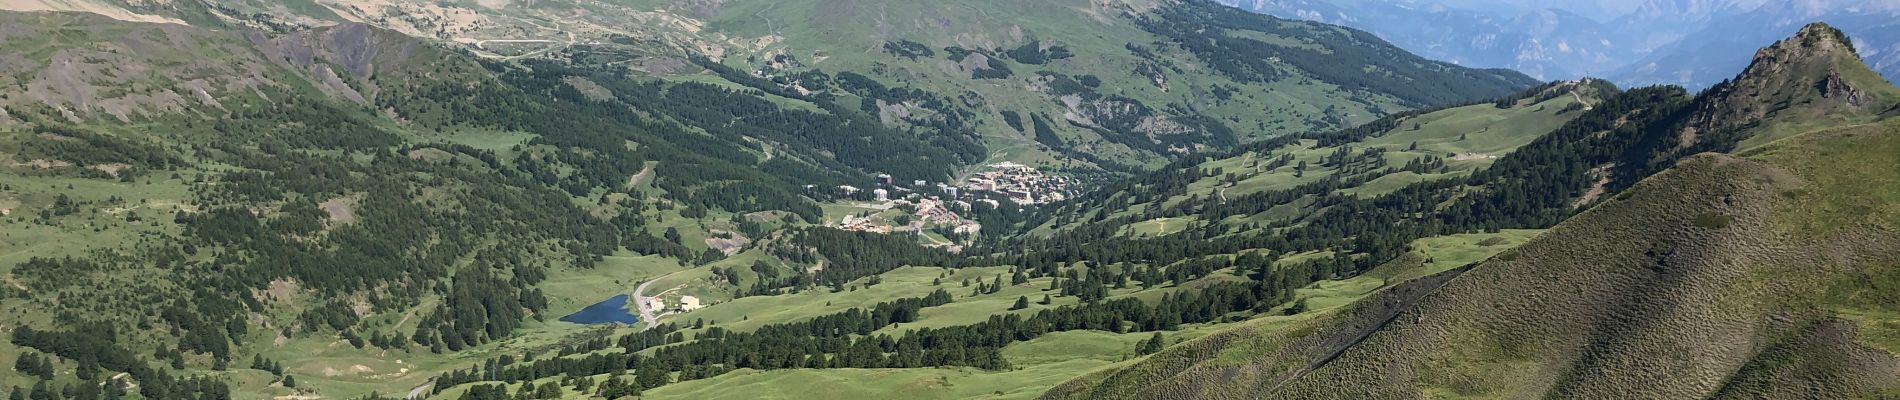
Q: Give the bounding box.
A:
[835,163,1072,207]
[837,214,891,233]
[833,196,982,237]
[824,162,1069,239]
[962,162,1073,205]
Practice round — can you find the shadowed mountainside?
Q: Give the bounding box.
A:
[1040,22,1900,400]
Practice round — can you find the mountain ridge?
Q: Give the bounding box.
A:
[1218,0,1900,89]
[0,0,1539,171]
[1037,22,1900,399]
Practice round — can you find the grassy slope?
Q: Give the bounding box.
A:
[0,3,1540,397]
[730,0,1387,169]
[9,0,1538,171]
[0,13,702,399]
[641,229,1537,400]
[1037,87,1591,237]
[1040,107,1900,400]
[577,0,1531,170]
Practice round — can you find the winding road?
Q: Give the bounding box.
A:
[404,377,434,399]
[630,280,663,331]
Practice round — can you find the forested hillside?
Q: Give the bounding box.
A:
[1,2,1888,400]
[0,0,1536,173]
[0,1,1533,396]
[1040,22,1900,400]
[0,10,1009,399]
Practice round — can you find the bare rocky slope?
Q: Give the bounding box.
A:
[1040,23,1900,400]
[0,11,481,123]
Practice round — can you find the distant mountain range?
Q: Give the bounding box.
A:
[1217,0,1900,89]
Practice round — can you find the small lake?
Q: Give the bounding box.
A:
[559,294,639,325]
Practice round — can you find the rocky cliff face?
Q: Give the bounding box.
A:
[1674,23,1896,150]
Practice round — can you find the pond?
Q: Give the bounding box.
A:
[559,294,639,325]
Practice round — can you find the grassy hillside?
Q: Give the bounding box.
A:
[26,6,1900,400]
[0,8,1527,398]
[0,11,966,399]
[461,229,1542,400]
[1038,23,1900,400]
[1042,117,1900,400]
[3,0,1538,173]
[1026,79,1613,238]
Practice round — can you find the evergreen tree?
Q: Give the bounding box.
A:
[1010,296,1029,310]
[1137,332,1166,355]
[635,361,669,389]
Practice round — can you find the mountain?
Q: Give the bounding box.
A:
[1213,0,1636,80]
[1025,79,1616,240]
[1217,0,1900,89]
[0,2,1545,399]
[1613,0,1900,88]
[0,0,1537,172]
[1040,23,1900,400]
[6,2,1896,400]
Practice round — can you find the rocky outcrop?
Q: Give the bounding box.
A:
[1671,23,1895,152]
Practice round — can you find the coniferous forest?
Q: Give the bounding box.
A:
[7,1,1887,400]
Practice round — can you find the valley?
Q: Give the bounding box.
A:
[0,1,1896,400]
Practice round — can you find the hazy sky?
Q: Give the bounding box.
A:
[1424,0,1666,20]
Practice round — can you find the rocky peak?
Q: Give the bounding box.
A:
[1727,23,1860,93]
[1777,22,1856,57]
[1676,22,1888,145]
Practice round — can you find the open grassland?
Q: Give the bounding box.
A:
[1364,95,1581,159]
[629,228,1539,399]
[0,174,192,267]
[1288,229,1542,314]
[1746,117,1900,355]
[650,325,1233,400]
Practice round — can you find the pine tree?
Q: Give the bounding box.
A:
[1010,296,1029,310]
[535,381,562,399]
[1038,294,1052,305]
[1137,332,1166,355]
[636,361,670,389]
[283,375,297,388]
[11,355,35,377]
